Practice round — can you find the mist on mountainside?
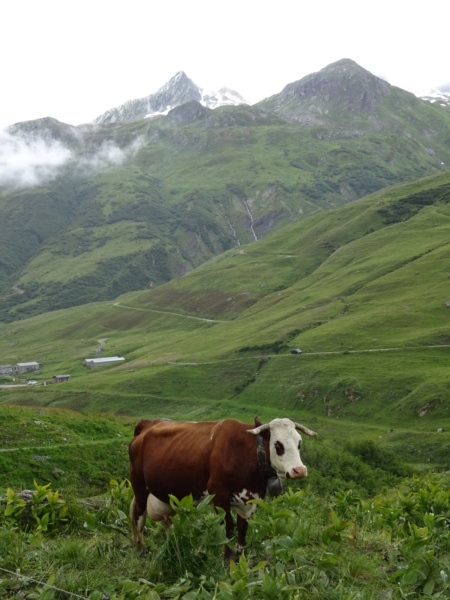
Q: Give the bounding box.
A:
[0,127,146,189]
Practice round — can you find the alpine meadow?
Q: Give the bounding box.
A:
[0,60,449,599]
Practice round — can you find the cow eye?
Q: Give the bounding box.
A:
[274,441,285,456]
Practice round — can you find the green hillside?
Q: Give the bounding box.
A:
[1,61,450,321]
[1,173,449,471]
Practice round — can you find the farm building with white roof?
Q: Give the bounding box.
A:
[83,356,125,368]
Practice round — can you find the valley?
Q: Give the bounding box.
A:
[1,172,448,469]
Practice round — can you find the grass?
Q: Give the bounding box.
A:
[0,405,133,492]
[0,472,449,598]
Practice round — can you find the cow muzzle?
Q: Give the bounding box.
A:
[286,465,308,479]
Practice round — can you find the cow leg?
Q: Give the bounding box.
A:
[129,470,149,548]
[223,508,236,559]
[236,515,249,554]
[130,495,147,548]
[210,490,235,558]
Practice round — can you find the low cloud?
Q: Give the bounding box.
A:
[80,137,144,173]
[0,129,146,189]
[0,129,72,188]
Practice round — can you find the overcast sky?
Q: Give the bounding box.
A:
[1,0,449,129]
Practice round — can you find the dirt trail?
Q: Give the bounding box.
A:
[113,302,218,323]
[0,438,122,453]
[96,338,108,353]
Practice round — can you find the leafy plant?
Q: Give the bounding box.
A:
[148,493,228,583]
[3,480,68,534]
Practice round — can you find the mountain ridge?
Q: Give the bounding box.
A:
[263,59,391,116]
[1,59,450,321]
[94,71,247,124]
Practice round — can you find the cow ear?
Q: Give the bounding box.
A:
[254,415,263,427]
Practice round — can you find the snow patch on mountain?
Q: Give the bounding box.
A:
[200,87,247,109]
[94,72,247,125]
[418,84,450,107]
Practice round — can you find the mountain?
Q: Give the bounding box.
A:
[1,59,450,321]
[94,71,247,124]
[259,58,391,122]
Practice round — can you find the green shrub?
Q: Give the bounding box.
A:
[2,480,69,534]
[148,494,228,583]
[0,475,448,598]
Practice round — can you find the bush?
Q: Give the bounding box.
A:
[147,494,227,583]
[305,442,411,496]
[2,480,69,534]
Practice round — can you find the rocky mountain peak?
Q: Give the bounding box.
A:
[94,72,246,125]
[262,58,392,123]
[155,71,201,108]
[7,117,80,146]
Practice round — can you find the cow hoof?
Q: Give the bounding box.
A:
[224,547,241,561]
[133,543,148,557]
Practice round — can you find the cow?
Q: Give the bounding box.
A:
[129,416,317,556]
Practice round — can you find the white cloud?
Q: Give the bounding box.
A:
[0,129,71,188]
[0,129,146,189]
[78,136,145,174]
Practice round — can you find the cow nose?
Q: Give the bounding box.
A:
[287,465,307,479]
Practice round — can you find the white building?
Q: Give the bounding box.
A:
[83,356,125,368]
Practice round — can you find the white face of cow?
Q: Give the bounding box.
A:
[267,418,307,479]
[248,418,314,479]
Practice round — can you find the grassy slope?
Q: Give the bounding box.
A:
[0,404,133,493]
[0,174,449,474]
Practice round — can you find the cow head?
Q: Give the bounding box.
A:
[248,417,317,480]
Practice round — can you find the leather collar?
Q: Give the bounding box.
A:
[256,435,284,497]
[256,435,277,479]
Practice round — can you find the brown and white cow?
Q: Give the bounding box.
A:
[129,416,317,556]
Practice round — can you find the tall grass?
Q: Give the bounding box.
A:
[0,474,448,598]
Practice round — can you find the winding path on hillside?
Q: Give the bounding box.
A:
[165,344,450,365]
[111,302,449,359]
[96,338,108,353]
[0,438,123,453]
[303,344,450,356]
[0,384,28,388]
[112,302,218,323]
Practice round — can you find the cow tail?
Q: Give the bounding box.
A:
[130,497,137,538]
